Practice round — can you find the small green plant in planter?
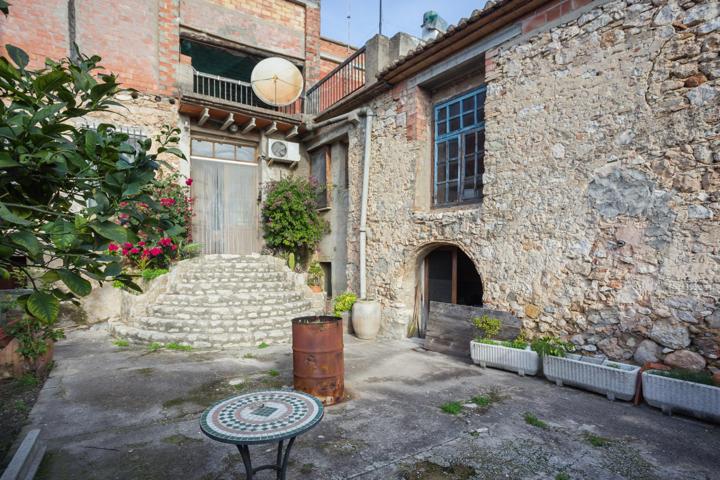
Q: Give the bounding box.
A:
[333,292,357,317]
[650,369,715,386]
[473,315,501,339]
[530,336,575,357]
[307,261,324,293]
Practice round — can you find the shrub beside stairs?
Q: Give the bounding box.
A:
[109,254,322,348]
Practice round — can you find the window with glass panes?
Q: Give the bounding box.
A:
[433,87,486,206]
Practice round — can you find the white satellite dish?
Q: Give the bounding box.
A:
[251,57,304,106]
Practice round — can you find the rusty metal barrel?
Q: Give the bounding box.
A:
[292,316,344,405]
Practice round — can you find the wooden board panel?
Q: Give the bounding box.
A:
[425,302,522,358]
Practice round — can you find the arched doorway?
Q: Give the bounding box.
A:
[415,244,483,338]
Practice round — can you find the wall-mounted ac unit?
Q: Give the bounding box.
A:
[267,138,300,166]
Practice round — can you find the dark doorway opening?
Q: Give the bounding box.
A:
[417,245,483,337]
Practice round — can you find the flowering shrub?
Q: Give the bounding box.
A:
[109,237,179,270]
[117,171,194,246]
[262,176,328,256]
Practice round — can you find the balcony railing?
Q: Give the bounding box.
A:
[306,47,366,115]
[192,69,302,116]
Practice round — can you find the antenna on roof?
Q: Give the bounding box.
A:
[379,0,383,35]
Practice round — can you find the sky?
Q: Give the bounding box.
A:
[321,0,489,47]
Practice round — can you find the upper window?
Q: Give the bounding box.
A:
[191,139,256,163]
[433,86,486,206]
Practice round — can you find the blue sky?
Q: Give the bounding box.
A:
[321,0,489,47]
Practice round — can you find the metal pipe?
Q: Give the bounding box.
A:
[359,108,373,299]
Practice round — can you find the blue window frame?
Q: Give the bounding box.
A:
[433,86,486,206]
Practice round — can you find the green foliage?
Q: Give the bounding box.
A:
[0,1,9,16]
[583,432,612,447]
[531,336,575,357]
[261,176,329,254]
[0,46,186,361]
[180,242,202,259]
[113,339,129,347]
[17,373,39,387]
[523,412,548,429]
[141,268,168,281]
[471,395,492,408]
[257,342,269,349]
[166,342,192,351]
[555,473,571,480]
[440,401,463,415]
[242,352,255,359]
[267,369,280,377]
[650,369,715,386]
[307,261,323,287]
[333,291,357,316]
[472,315,501,339]
[474,338,529,350]
[147,342,163,352]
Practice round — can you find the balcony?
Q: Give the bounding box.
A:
[306,47,366,115]
[178,64,303,121]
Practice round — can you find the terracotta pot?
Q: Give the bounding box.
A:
[351,300,381,340]
[0,338,54,378]
[309,285,323,293]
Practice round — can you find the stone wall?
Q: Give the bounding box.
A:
[344,0,720,370]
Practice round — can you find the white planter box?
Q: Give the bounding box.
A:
[642,370,720,423]
[470,341,539,376]
[543,354,640,401]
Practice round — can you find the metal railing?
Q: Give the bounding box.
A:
[192,69,302,116]
[306,47,366,115]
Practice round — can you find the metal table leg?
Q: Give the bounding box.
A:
[236,437,297,480]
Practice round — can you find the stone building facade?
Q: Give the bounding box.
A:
[311,0,719,370]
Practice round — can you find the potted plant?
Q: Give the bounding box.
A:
[307,261,324,293]
[333,292,357,334]
[642,369,720,422]
[534,337,640,401]
[470,315,539,376]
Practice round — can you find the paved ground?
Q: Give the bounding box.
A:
[17,325,720,479]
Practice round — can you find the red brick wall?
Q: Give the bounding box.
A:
[521,0,593,33]
[0,0,69,69]
[319,37,356,78]
[75,0,160,94]
[304,2,322,87]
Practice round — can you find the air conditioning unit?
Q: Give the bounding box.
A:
[267,138,301,166]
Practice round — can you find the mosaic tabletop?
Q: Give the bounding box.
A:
[200,390,324,445]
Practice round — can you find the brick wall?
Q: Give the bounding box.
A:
[319,37,356,77]
[76,0,160,94]
[0,0,69,69]
[304,2,322,86]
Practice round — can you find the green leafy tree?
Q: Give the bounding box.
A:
[0,45,185,361]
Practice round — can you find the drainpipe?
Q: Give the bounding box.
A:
[358,108,373,300]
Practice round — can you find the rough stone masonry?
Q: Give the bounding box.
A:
[344,0,720,370]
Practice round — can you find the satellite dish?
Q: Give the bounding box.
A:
[251,57,304,106]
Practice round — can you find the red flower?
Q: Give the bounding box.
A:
[123,242,133,249]
[118,213,129,220]
[160,198,176,207]
[122,248,130,256]
[119,201,129,208]
[159,237,173,247]
[130,248,140,254]
[150,247,163,256]
[108,243,119,252]
[142,250,151,258]
[185,178,193,186]
[138,241,146,246]
[171,244,178,251]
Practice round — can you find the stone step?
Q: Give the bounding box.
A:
[147,299,312,319]
[177,271,289,282]
[135,314,297,333]
[182,264,281,274]
[168,280,294,294]
[155,291,305,306]
[110,322,298,348]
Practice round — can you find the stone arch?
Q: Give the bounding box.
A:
[389,239,485,338]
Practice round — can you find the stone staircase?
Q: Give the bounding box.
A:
[109,254,320,348]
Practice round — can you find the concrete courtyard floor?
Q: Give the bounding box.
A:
[22,325,720,480]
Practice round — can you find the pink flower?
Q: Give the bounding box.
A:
[138,241,146,246]
[118,213,129,220]
[171,244,178,251]
[149,247,163,256]
[119,201,129,208]
[123,242,133,249]
[142,250,151,258]
[130,248,140,254]
[159,237,173,247]
[160,198,176,207]
[185,178,193,186]
[108,243,119,252]
[122,248,130,256]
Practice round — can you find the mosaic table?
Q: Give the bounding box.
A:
[200,390,324,480]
